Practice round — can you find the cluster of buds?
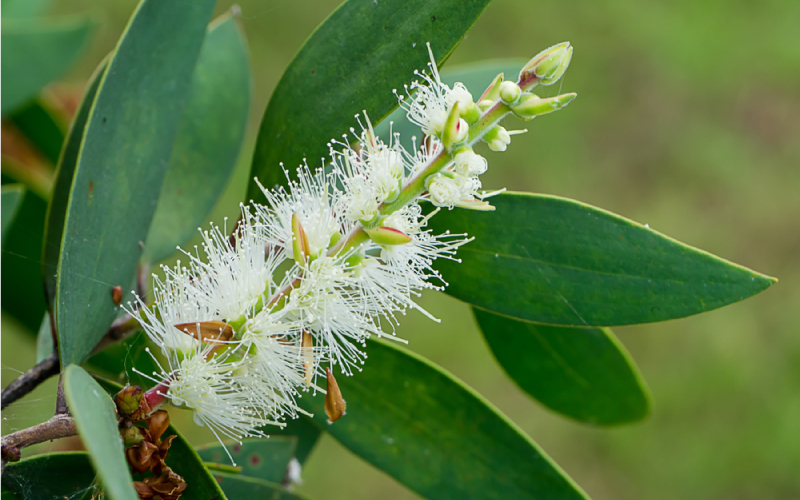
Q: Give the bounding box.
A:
[115,387,186,500]
[125,42,575,457]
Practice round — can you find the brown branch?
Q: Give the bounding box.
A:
[1,352,60,411]
[1,414,77,464]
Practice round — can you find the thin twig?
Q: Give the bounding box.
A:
[1,352,60,410]
[1,414,77,465]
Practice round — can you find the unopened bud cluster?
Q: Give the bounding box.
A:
[126,42,575,452]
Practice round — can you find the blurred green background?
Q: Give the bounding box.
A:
[2,0,799,499]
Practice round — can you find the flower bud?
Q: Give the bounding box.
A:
[115,385,144,416]
[302,330,314,386]
[324,367,347,423]
[366,226,413,246]
[291,213,310,265]
[426,174,461,207]
[453,148,488,177]
[461,101,481,123]
[120,425,145,447]
[483,125,511,152]
[479,72,504,102]
[519,42,573,90]
[441,104,468,149]
[498,81,521,104]
[511,93,577,120]
[477,99,494,112]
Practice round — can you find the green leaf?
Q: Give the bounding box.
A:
[83,330,160,388]
[63,364,137,500]
[1,186,47,331]
[143,12,251,263]
[427,192,776,326]
[474,308,650,425]
[8,99,66,165]
[197,437,297,483]
[260,414,321,465]
[375,58,525,150]
[1,184,25,239]
[1,0,52,19]
[299,340,588,500]
[248,0,493,200]
[1,18,95,115]
[53,0,216,366]
[0,452,98,500]
[165,421,230,500]
[92,376,229,500]
[213,474,307,500]
[41,58,106,310]
[35,315,54,362]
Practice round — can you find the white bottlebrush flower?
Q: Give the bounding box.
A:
[255,164,347,260]
[331,115,406,223]
[281,254,380,376]
[396,43,474,136]
[134,343,274,450]
[183,210,283,322]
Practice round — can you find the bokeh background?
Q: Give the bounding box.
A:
[3,0,799,499]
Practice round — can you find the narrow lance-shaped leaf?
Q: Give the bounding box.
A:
[196,437,298,483]
[214,474,308,500]
[1,185,25,239]
[248,0,493,200]
[63,365,137,500]
[258,414,321,465]
[298,340,589,500]
[1,185,47,331]
[42,58,106,310]
[473,308,650,425]
[143,11,251,263]
[1,17,95,115]
[427,192,776,326]
[0,452,98,500]
[53,0,216,366]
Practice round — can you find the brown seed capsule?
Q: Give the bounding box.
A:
[174,320,233,344]
[111,286,123,305]
[324,367,346,423]
[302,331,314,386]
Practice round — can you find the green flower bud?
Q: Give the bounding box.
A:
[519,42,573,90]
[498,81,521,104]
[462,101,482,123]
[478,72,504,103]
[120,425,145,447]
[483,125,511,152]
[511,93,577,120]
[441,104,468,149]
[115,385,144,416]
[477,99,494,112]
[366,226,413,246]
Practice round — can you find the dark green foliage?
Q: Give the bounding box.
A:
[63,365,137,500]
[248,0,492,200]
[299,340,589,500]
[1,452,98,500]
[51,0,216,365]
[143,12,252,263]
[1,17,95,115]
[428,192,775,326]
[474,308,650,425]
[197,437,297,483]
